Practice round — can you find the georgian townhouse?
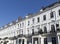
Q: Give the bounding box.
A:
[0,1,60,44]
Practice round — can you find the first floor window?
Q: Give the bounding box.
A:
[51,25,55,32]
[44,26,47,33]
[44,38,47,44]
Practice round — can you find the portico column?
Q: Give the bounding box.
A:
[41,37,44,44]
[58,36,60,44]
[24,39,27,44]
[38,37,41,44]
[32,38,33,44]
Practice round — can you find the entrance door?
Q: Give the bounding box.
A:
[19,39,21,44]
[33,38,38,44]
[44,38,47,44]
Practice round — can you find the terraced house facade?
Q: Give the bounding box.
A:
[0,2,60,44]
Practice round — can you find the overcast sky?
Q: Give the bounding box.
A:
[0,0,57,27]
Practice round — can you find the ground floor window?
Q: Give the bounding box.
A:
[19,39,24,44]
[44,38,47,44]
[52,37,56,44]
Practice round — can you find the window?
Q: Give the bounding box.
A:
[33,38,38,44]
[44,38,47,44]
[52,37,56,44]
[19,39,21,44]
[44,26,47,33]
[22,39,24,44]
[56,24,59,27]
[18,24,19,27]
[58,10,60,16]
[28,21,30,26]
[22,22,24,26]
[43,15,46,20]
[56,23,59,31]
[20,23,21,27]
[37,17,40,22]
[32,18,35,24]
[51,25,55,32]
[32,29,34,34]
[50,12,54,18]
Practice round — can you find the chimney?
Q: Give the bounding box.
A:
[18,16,22,22]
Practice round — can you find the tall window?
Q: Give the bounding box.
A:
[56,24,59,27]
[56,23,59,31]
[20,23,21,27]
[51,25,55,32]
[22,39,24,44]
[43,15,46,20]
[58,10,60,16]
[44,26,47,33]
[44,38,47,44]
[32,29,34,34]
[32,18,35,24]
[22,22,24,26]
[18,24,19,27]
[50,12,54,18]
[52,37,56,44]
[28,21,30,26]
[33,38,38,44]
[37,17,40,22]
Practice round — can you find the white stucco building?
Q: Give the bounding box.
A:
[0,1,60,44]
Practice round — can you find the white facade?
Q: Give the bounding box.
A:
[0,2,60,44]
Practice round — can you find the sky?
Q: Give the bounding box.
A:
[0,0,58,27]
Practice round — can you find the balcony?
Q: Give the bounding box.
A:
[3,37,8,40]
[42,29,57,36]
[32,29,43,36]
[9,36,17,40]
